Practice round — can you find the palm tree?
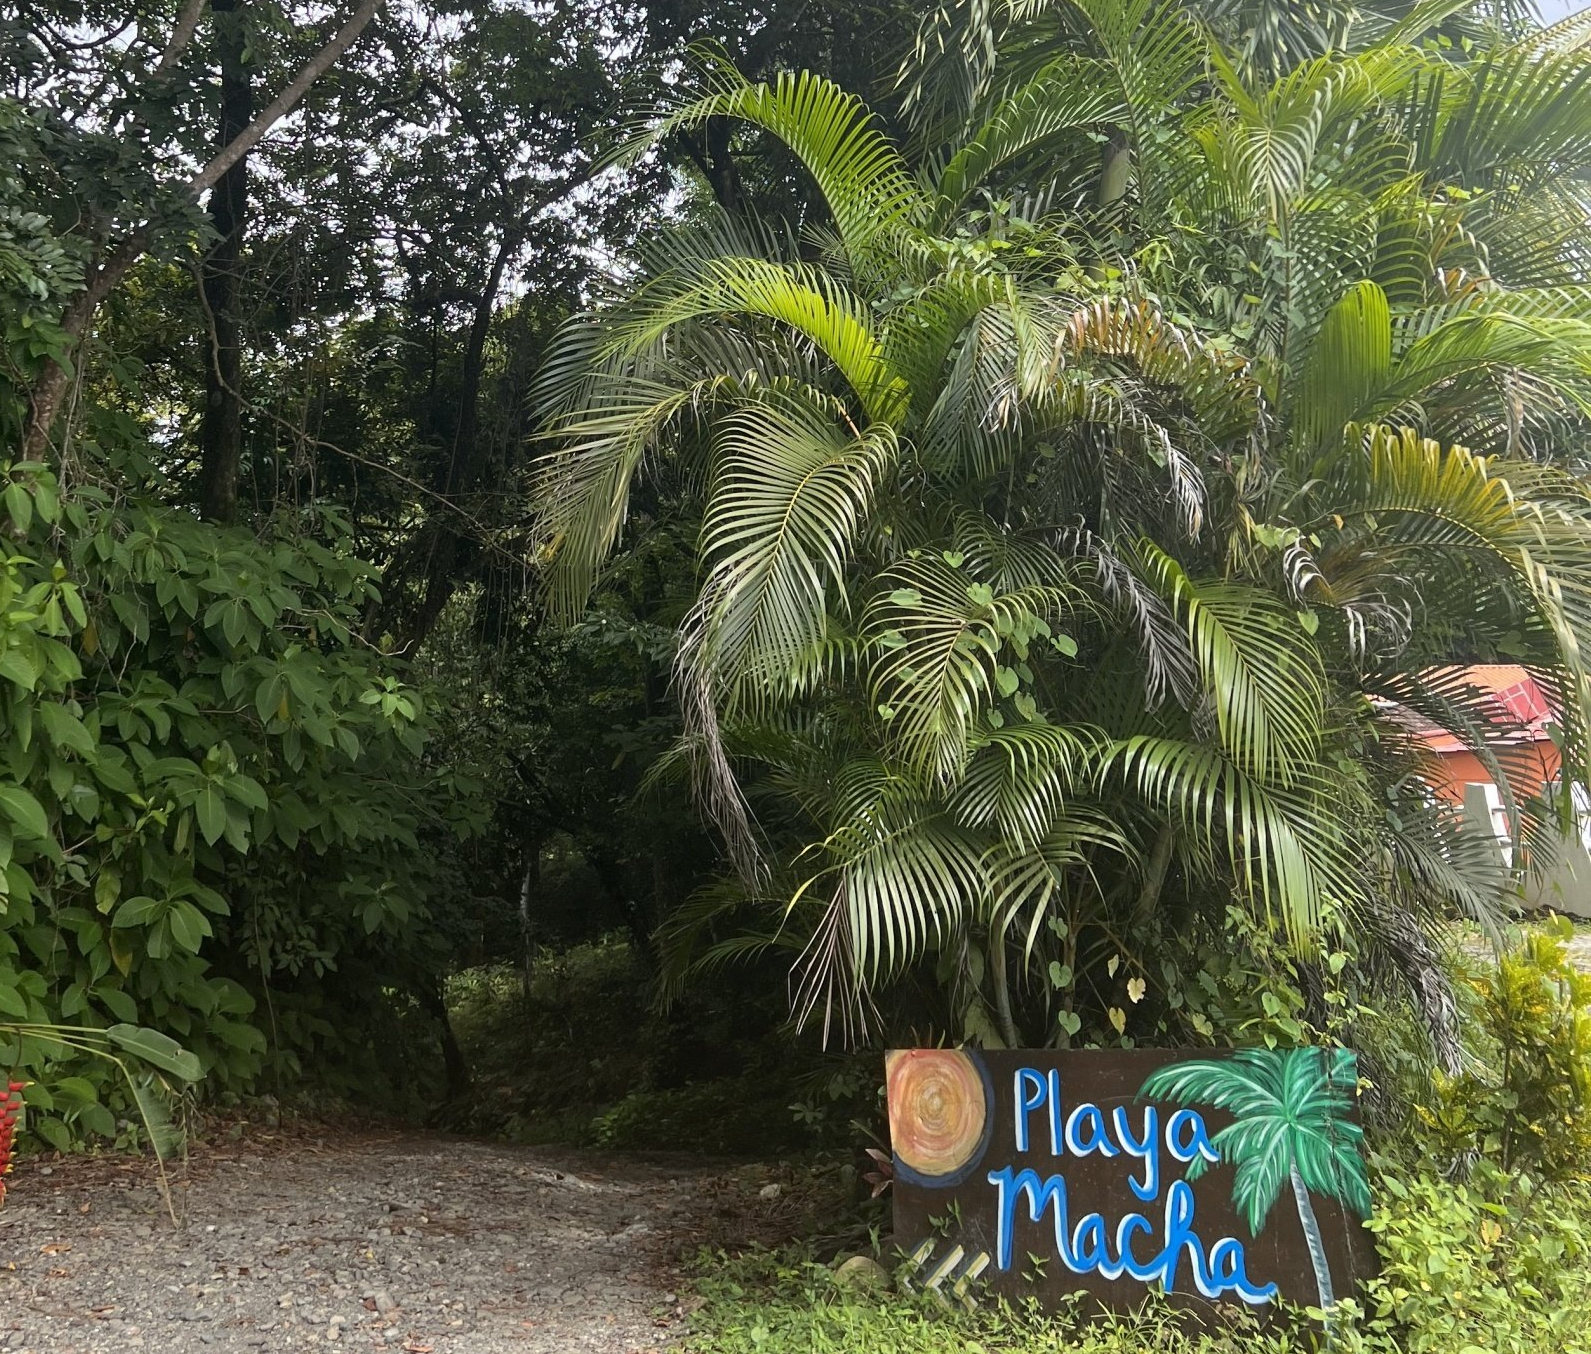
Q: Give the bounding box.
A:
[531,7,1591,1053]
[1140,1048,1372,1315]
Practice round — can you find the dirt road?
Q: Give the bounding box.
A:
[0,1127,722,1354]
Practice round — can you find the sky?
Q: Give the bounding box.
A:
[1540,0,1591,19]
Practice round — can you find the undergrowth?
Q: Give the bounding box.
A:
[441,938,867,1154]
[682,1167,1591,1354]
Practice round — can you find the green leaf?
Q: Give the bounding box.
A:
[95,985,137,1022]
[51,1076,98,1106]
[35,1116,71,1152]
[4,481,32,534]
[78,1102,116,1138]
[113,895,165,927]
[105,1025,203,1081]
[254,674,286,726]
[194,784,227,845]
[0,648,40,691]
[0,786,50,841]
[38,702,95,756]
[166,900,211,954]
[94,867,121,914]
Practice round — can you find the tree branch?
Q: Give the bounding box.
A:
[21,0,385,459]
[152,0,208,80]
[189,0,383,197]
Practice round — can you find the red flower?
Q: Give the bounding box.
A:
[0,1076,22,1199]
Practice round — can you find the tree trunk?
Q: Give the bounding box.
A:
[675,120,743,218]
[704,118,742,216]
[1291,1163,1337,1316]
[418,979,469,1101]
[518,839,541,1012]
[390,224,520,647]
[989,935,1019,1048]
[1098,132,1131,210]
[1083,131,1131,284]
[22,236,146,459]
[1128,824,1175,932]
[198,0,253,524]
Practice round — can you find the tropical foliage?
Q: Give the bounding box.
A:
[532,1,1591,1058]
[1417,919,1591,1179]
[9,0,1591,1219]
[2,0,894,1150]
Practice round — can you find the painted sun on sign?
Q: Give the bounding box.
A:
[886,1047,1374,1319]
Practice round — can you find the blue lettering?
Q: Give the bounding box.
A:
[987,1166,1073,1271]
[1116,1212,1158,1281]
[1070,1211,1110,1273]
[1159,1179,1205,1293]
[1166,1108,1222,1166]
[1065,1103,1120,1158]
[1014,1069,1047,1153]
[1112,1105,1160,1201]
[987,1167,1276,1305]
[1209,1237,1278,1305]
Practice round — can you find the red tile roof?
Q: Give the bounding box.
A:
[1395,665,1556,753]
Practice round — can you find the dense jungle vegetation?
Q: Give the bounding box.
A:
[11,0,1591,1346]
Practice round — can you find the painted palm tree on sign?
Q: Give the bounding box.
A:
[1140,1048,1370,1315]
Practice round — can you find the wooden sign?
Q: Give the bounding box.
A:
[886,1047,1374,1317]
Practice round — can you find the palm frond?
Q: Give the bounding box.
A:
[620,53,925,256]
[1140,546,1329,784]
[866,559,1081,782]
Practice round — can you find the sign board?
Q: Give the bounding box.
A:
[886,1047,1374,1316]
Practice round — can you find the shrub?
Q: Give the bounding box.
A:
[0,457,486,1145]
[1418,920,1591,1180]
[1350,1164,1591,1354]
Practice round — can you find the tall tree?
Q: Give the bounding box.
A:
[197,0,254,523]
[14,0,383,461]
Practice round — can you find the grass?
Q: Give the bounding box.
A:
[682,1249,1328,1353]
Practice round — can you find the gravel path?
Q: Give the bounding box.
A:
[0,1128,719,1354]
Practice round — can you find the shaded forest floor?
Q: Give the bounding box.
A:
[0,1120,812,1354]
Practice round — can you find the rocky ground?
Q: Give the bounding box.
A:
[0,1124,751,1354]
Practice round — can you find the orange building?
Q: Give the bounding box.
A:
[1401,664,1562,807]
[1384,664,1588,916]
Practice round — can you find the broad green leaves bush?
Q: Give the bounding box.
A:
[1418,922,1591,1180]
[1352,1167,1591,1354]
[0,455,484,1145]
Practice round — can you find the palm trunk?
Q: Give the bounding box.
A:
[1290,1163,1337,1318]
